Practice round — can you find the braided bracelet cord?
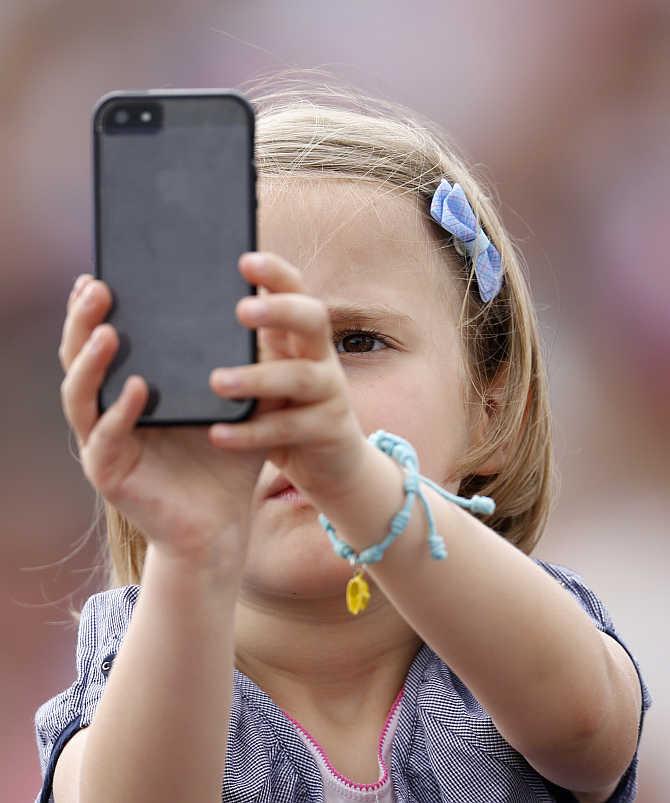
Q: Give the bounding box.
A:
[317,430,496,567]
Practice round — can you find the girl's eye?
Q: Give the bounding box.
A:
[333,328,392,355]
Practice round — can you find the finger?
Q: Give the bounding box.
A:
[66,274,94,314]
[256,325,289,361]
[210,358,338,405]
[59,279,113,372]
[239,254,314,361]
[238,251,305,294]
[82,375,147,495]
[60,323,118,446]
[208,396,347,450]
[236,293,332,361]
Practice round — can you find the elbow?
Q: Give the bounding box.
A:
[527,674,639,793]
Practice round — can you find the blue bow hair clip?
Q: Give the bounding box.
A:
[430,179,503,302]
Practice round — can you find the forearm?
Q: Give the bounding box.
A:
[79,538,242,803]
[312,443,612,757]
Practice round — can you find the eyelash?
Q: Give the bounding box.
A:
[332,327,394,355]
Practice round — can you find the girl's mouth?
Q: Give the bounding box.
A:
[268,486,311,505]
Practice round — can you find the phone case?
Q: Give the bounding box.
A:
[92,89,257,425]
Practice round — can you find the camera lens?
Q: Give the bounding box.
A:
[102,101,162,134]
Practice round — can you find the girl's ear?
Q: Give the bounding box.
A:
[469,366,523,477]
[471,402,507,476]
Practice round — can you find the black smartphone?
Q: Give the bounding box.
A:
[92,89,257,425]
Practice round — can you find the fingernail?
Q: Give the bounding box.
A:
[70,275,87,300]
[82,282,97,307]
[89,327,105,353]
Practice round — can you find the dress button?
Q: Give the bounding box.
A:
[101,654,116,677]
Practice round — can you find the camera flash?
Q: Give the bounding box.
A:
[140,111,152,122]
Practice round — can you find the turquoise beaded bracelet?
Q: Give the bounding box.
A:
[317,430,496,614]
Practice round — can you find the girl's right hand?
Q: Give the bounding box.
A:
[59,274,268,572]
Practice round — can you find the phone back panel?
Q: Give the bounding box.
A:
[93,91,257,425]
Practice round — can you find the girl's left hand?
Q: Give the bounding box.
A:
[208,251,367,503]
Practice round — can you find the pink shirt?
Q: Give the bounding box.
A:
[285,689,403,803]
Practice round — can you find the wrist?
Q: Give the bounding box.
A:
[144,523,249,591]
[316,439,406,552]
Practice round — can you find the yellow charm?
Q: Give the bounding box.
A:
[346,569,371,615]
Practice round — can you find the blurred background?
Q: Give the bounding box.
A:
[2,1,668,800]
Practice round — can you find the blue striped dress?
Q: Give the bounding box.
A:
[34,559,652,802]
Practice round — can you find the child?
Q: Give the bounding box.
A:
[34,74,652,803]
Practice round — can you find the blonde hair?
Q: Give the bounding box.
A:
[88,68,555,603]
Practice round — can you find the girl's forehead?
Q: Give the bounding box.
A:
[258,178,441,281]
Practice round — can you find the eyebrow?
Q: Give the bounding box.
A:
[326,302,415,328]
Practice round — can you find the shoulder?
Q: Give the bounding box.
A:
[78,584,141,630]
[530,558,630,643]
[35,585,140,726]
[69,585,140,676]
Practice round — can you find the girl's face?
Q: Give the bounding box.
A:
[243,179,475,603]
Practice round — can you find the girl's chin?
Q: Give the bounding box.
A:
[243,549,358,597]
[245,511,362,593]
